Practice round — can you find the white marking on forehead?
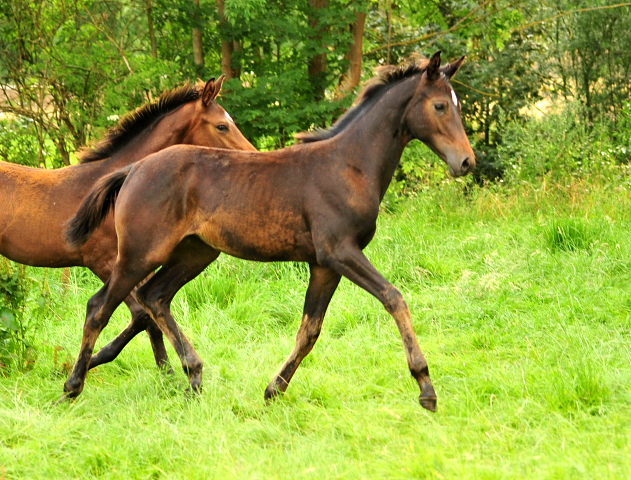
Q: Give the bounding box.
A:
[451,89,458,107]
[224,111,234,123]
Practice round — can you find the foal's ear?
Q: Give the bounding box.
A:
[212,74,226,100]
[427,51,442,81]
[442,55,465,79]
[202,75,226,107]
[202,77,216,107]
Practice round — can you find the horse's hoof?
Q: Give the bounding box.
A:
[419,395,437,412]
[184,383,202,398]
[264,384,279,402]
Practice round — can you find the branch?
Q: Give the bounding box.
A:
[515,3,631,31]
[80,2,134,74]
[365,0,522,55]
[365,1,631,57]
[451,79,500,98]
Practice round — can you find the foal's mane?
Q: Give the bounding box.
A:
[297,59,430,144]
[78,81,205,163]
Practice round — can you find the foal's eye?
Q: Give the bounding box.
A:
[216,124,229,132]
[434,104,446,113]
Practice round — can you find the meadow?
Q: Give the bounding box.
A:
[1,173,631,478]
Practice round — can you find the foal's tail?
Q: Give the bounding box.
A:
[65,165,133,248]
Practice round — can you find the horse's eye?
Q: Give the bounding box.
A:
[434,104,446,113]
[216,124,229,132]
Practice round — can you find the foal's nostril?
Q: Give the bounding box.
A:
[461,157,470,171]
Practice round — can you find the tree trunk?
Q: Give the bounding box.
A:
[341,11,366,93]
[147,0,157,58]
[216,0,235,79]
[191,0,204,68]
[307,0,329,101]
[232,40,242,79]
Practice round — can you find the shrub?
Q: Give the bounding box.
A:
[498,102,631,184]
[0,260,49,373]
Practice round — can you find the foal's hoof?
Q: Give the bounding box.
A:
[184,382,202,398]
[419,395,437,412]
[419,378,437,412]
[264,384,280,402]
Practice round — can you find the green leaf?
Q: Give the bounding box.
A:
[0,309,18,332]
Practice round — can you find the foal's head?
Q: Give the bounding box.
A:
[184,75,257,152]
[406,52,475,177]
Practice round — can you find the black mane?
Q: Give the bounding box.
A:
[78,81,205,163]
[297,60,429,144]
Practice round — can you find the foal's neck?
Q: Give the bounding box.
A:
[337,75,420,199]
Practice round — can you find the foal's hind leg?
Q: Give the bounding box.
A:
[322,241,437,412]
[265,265,341,401]
[135,237,220,393]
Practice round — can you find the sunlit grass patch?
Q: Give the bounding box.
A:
[544,217,609,252]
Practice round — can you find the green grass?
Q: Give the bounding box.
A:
[2,179,631,478]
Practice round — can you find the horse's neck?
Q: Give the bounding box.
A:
[338,76,419,198]
[101,105,193,171]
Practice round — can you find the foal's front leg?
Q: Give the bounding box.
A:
[265,264,341,400]
[323,241,437,412]
[63,269,150,398]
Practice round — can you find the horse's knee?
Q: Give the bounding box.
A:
[84,295,109,331]
[382,286,406,315]
[136,283,166,312]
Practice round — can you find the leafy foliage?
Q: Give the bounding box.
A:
[0,260,49,373]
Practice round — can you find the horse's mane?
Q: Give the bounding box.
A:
[297,59,430,144]
[78,81,205,163]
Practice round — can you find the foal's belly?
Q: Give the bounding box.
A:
[196,210,316,262]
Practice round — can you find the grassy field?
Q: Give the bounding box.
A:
[2,178,631,479]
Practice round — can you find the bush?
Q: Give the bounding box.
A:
[0,260,49,373]
[498,103,631,184]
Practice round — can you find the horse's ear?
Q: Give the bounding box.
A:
[202,77,216,107]
[442,55,465,79]
[212,74,226,100]
[427,51,442,81]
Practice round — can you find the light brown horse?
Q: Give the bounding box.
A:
[67,52,474,411]
[0,76,256,370]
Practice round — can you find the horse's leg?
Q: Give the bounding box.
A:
[88,291,172,372]
[265,264,341,400]
[135,237,220,393]
[86,252,170,370]
[323,242,437,412]
[63,266,153,398]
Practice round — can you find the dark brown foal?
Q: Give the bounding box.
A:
[67,52,474,411]
[0,76,256,371]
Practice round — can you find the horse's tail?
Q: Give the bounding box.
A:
[65,165,133,248]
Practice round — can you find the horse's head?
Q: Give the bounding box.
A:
[405,52,475,177]
[184,76,257,152]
